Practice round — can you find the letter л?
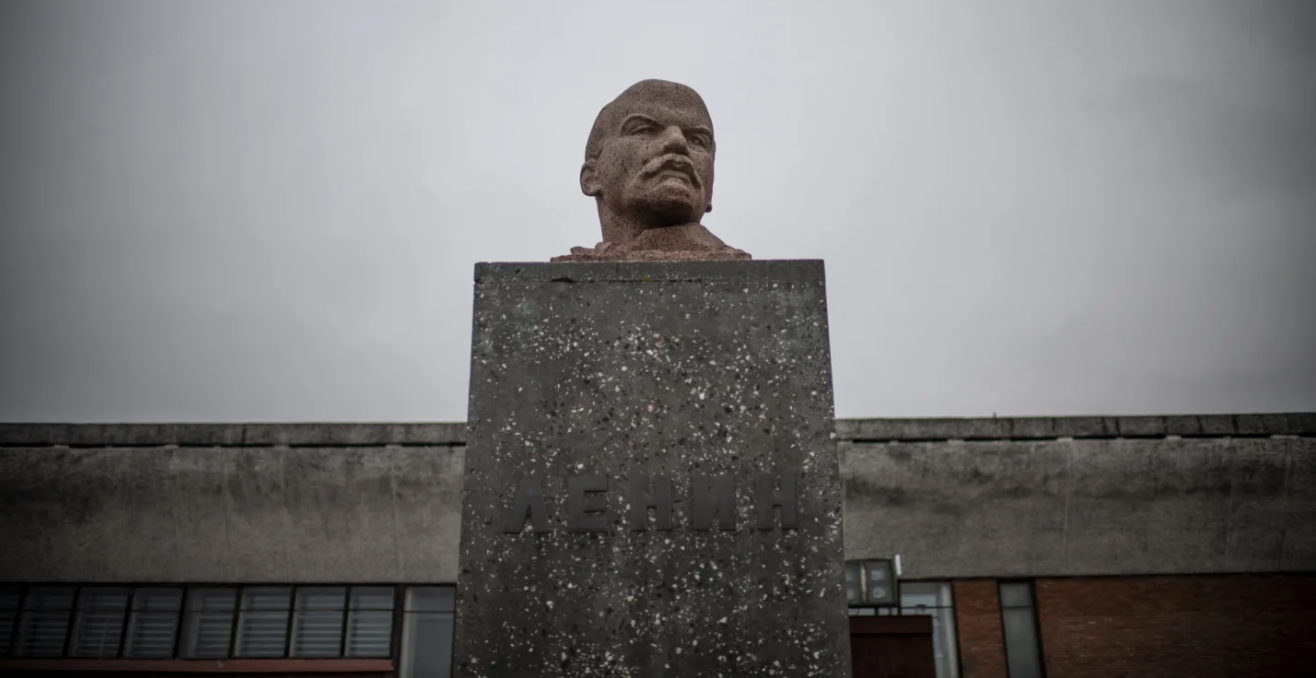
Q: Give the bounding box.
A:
[504,477,552,533]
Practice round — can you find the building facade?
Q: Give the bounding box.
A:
[1,413,1313,677]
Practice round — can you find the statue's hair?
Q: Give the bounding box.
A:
[584,79,713,161]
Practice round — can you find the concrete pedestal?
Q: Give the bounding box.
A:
[454,260,851,677]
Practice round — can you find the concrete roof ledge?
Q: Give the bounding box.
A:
[0,422,469,448]
[2,414,1313,447]
[835,413,1316,442]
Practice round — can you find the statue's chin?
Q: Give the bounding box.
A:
[632,196,702,227]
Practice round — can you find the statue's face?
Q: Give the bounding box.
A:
[587,96,715,227]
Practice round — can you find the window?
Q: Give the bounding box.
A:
[849,581,961,678]
[844,559,898,606]
[291,587,345,657]
[399,587,455,678]
[899,582,960,678]
[234,587,292,658]
[69,587,129,658]
[123,587,183,658]
[345,587,395,657]
[182,587,237,658]
[0,583,427,664]
[999,581,1044,678]
[0,586,22,656]
[16,587,75,657]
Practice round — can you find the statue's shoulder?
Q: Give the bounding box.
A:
[552,226,749,262]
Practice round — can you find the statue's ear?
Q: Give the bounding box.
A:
[580,160,601,197]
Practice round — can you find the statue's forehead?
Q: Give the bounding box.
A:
[606,98,713,133]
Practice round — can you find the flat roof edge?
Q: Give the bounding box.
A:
[2,413,1313,447]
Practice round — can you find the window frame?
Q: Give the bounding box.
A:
[846,579,963,678]
[12,585,79,658]
[121,586,184,660]
[67,586,131,659]
[0,582,440,665]
[997,580,1046,678]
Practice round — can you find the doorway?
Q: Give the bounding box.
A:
[850,615,936,678]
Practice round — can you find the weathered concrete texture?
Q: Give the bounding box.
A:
[2,415,1310,589]
[455,260,850,678]
[4,414,1309,448]
[835,413,1316,441]
[0,422,467,447]
[842,436,1316,578]
[0,445,464,583]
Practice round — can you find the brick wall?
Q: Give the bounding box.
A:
[953,579,1008,678]
[1036,574,1316,678]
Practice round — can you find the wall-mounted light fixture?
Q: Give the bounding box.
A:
[844,558,900,607]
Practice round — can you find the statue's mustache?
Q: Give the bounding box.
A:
[640,154,700,186]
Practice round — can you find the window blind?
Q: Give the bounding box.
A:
[69,588,129,658]
[182,588,236,659]
[345,587,394,658]
[16,587,76,657]
[234,587,291,658]
[124,587,182,658]
[290,587,345,657]
[0,587,20,656]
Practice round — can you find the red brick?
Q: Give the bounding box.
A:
[954,579,1008,678]
[1035,574,1316,678]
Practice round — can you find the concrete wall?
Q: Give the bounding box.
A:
[842,436,1315,579]
[1,415,1312,583]
[0,424,465,584]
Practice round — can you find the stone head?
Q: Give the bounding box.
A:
[581,80,715,242]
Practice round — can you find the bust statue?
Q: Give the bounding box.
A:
[552,79,750,262]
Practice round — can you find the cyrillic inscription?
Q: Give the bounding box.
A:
[756,472,798,529]
[629,475,673,531]
[504,476,552,534]
[567,475,610,532]
[691,474,737,531]
[504,473,799,534]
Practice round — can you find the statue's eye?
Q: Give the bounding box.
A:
[689,134,711,148]
[626,122,656,136]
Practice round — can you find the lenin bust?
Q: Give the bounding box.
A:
[552,79,750,262]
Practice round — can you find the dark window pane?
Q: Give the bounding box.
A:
[290,587,345,658]
[235,587,291,658]
[865,560,895,605]
[16,587,75,657]
[70,588,130,658]
[1002,607,1043,678]
[844,562,862,605]
[898,584,940,612]
[897,583,959,678]
[400,589,454,678]
[404,587,455,613]
[345,587,394,658]
[125,588,183,659]
[182,587,237,659]
[0,586,21,655]
[999,582,1033,608]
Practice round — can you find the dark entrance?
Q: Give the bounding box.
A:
[849,615,936,678]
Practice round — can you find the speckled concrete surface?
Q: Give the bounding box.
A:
[454,260,851,677]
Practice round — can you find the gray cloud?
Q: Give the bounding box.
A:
[2,0,1313,422]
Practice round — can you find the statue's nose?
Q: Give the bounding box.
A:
[656,125,690,154]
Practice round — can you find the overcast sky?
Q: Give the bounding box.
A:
[1,0,1313,423]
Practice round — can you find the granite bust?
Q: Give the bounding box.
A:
[552,79,751,262]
